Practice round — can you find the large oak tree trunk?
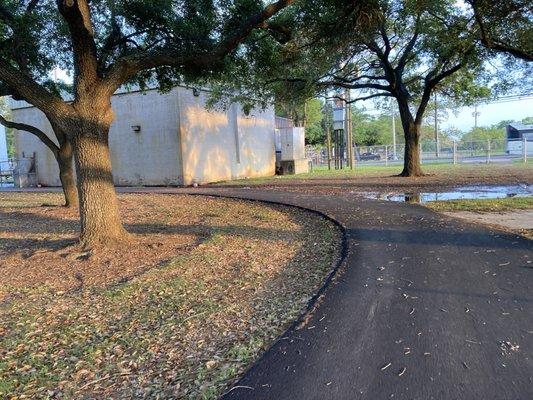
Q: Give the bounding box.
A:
[56,140,78,208]
[72,125,128,246]
[400,123,423,177]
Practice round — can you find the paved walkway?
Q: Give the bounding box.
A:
[173,188,532,400]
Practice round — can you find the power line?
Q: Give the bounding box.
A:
[478,93,533,105]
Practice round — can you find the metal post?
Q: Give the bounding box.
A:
[344,89,353,169]
[391,99,396,159]
[486,139,491,164]
[434,93,439,158]
[326,127,332,170]
[385,145,388,166]
[345,89,354,169]
[333,131,336,169]
[524,136,528,163]
[349,104,354,169]
[453,141,457,165]
[340,129,344,169]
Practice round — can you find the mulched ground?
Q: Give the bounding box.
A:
[0,193,341,399]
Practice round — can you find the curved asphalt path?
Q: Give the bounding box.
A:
[174,187,533,400]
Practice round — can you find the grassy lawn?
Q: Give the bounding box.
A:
[425,196,533,212]
[0,193,341,399]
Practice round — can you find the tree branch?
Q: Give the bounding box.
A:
[469,0,532,61]
[321,80,392,92]
[396,13,421,73]
[57,0,99,90]
[330,73,387,83]
[325,92,392,104]
[365,40,396,85]
[0,58,68,115]
[415,62,464,123]
[348,92,393,103]
[0,114,59,155]
[103,0,294,95]
[379,24,392,58]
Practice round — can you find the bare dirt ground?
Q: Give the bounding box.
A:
[220,164,533,195]
[0,193,341,399]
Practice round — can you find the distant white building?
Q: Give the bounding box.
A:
[10,86,276,186]
[0,124,7,161]
[506,122,533,155]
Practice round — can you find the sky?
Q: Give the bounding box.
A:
[441,97,533,132]
[359,96,533,133]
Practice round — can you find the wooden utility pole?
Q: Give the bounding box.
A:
[472,104,480,128]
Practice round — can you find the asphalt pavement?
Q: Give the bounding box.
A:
[179,188,533,400]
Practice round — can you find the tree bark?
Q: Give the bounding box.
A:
[71,124,128,246]
[400,123,423,177]
[56,140,78,208]
[397,97,424,177]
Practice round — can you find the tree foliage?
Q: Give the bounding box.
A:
[466,0,532,62]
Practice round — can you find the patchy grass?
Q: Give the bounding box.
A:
[426,196,533,212]
[0,193,341,399]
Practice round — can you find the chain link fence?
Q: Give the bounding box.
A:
[306,138,532,168]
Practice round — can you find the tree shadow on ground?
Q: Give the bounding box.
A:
[0,208,305,258]
[348,226,527,250]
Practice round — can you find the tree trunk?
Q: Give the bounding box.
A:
[396,97,424,177]
[56,140,78,208]
[72,127,128,246]
[400,123,423,177]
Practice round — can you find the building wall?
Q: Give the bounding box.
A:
[108,88,182,185]
[12,106,60,186]
[178,88,275,185]
[11,86,275,187]
[10,91,183,186]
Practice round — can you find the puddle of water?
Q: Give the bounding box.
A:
[366,184,533,203]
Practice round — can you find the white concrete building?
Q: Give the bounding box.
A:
[10,86,276,186]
